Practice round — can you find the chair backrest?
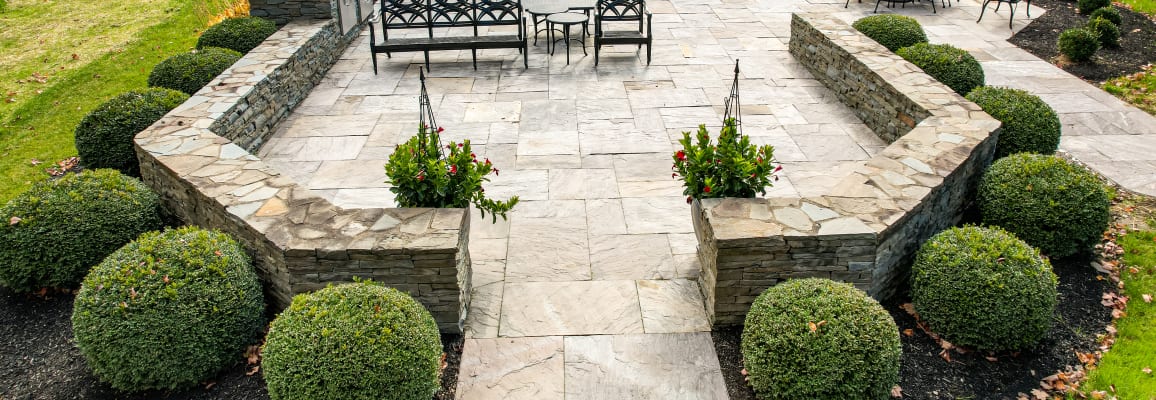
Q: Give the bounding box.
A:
[380,0,432,28]
[597,0,645,21]
[430,0,476,28]
[475,0,523,27]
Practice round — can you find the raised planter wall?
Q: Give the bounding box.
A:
[694,13,1002,327]
[250,0,333,25]
[134,19,472,331]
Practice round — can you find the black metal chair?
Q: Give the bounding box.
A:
[977,0,1031,29]
[593,0,652,66]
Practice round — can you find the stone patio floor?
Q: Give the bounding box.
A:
[258,0,1156,398]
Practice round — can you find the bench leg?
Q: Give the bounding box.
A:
[472,49,478,70]
[595,43,600,67]
[372,52,379,75]
[424,50,431,71]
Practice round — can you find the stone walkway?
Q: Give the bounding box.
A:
[258,0,1156,398]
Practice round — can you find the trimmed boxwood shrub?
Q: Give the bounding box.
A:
[1086,17,1121,48]
[262,282,442,400]
[72,227,264,391]
[196,17,277,54]
[852,14,929,52]
[912,226,1058,351]
[1089,6,1122,26]
[965,86,1061,158]
[1078,0,1111,14]
[0,170,162,292]
[75,88,189,176]
[741,278,901,399]
[897,43,985,96]
[1058,28,1100,62]
[147,47,241,95]
[978,154,1111,258]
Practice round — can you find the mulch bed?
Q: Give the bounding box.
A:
[1008,0,1156,82]
[713,254,1113,400]
[0,288,463,400]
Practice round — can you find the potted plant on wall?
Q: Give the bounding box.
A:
[384,70,518,222]
[672,61,781,224]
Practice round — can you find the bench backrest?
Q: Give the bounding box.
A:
[379,0,522,33]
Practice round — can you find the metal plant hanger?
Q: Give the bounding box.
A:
[417,67,444,159]
[722,59,742,135]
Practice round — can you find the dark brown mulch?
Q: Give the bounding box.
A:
[1008,0,1156,82]
[712,254,1113,400]
[0,288,463,400]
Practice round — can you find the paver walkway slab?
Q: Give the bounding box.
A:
[258,0,1156,397]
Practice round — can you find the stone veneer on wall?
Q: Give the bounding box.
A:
[693,13,1003,327]
[250,0,333,25]
[134,20,472,331]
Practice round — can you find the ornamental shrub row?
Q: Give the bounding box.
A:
[852,15,984,96]
[1059,5,1123,62]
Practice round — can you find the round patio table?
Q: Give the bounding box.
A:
[526,3,569,46]
[547,12,589,65]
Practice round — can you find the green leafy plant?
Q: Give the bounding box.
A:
[74,88,189,176]
[978,154,1111,258]
[965,86,1061,158]
[196,16,277,54]
[897,43,985,96]
[1086,17,1121,48]
[72,226,264,391]
[1079,0,1111,14]
[852,14,929,52]
[147,47,241,95]
[262,282,442,400]
[384,125,518,221]
[1089,6,1122,26]
[742,278,901,399]
[1058,28,1100,62]
[0,169,162,292]
[672,119,779,202]
[912,225,1058,351]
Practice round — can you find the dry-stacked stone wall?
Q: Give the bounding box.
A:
[250,0,333,25]
[694,13,1003,327]
[134,20,472,331]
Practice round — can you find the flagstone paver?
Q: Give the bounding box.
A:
[257,0,1156,397]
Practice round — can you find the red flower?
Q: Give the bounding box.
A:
[437,127,445,133]
[458,143,464,148]
[704,185,711,193]
[686,196,693,204]
[675,150,686,161]
[417,173,425,181]
[485,158,492,165]
[493,168,500,176]
[450,165,458,174]
[774,165,783,172]
[672,173,678,178]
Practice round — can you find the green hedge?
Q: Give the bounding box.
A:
[1078,0,1111,14]
[1087,17,1120,48]
[147,47,241,95]
[912,226,1058,351]
[74,88,189,176]
[978,154,1111,258]
[197,17,278,54]
[0,170,162,292]
[262,282,442,400]
[897,43,985,96]
[72,227,264,391]
[1058,28,1100,62]
[965,86,1061,158]
[852,15,929,52]
[742,278,901,399]
[1089,6,1122,26]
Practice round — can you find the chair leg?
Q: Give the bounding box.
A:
[845,0,850,7]
[1025,0,1031,17]
[1008,2,1016,29]
[646,43,651,65]
[372,52,379,75]
[977,0,991,23]
[874,0,882,12]
[595,43,600,66]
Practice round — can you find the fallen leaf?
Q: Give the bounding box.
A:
[9,216,21,225]
[740,368,748,376]
[1143,367,1152,375]
[1030,388,1048,399]
[204,381,216,390]
[890,385,903,398]
[900,303,917,316]
[985,355,998,362]
[1090,390,1107,399]
[245,366,259,376]
[902,328,914,337]
[1143,294,1152,303]
[29,159,41,166]
[71,53,80,61]
[808,321,818,333]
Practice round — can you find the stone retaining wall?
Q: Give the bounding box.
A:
[134,20,472,331]
[694,13,1002,327]
[250,0,333,25]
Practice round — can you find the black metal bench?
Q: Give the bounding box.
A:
[369,0,529,73]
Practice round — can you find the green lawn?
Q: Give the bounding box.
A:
[1118,0,1156,16]
[1104,68,1156,117]
[1083,229,1156,399]
[0,0,224,204]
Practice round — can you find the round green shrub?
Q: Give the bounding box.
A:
[912,225,1058,351]
[1058,28,1100,62]
[741,278,901,399]
[147,47,242,95]
[262,282,442,400]
[978,154,1111,258]
[897,43,985,96]
[0,170,162,292]
[852,14,929,52]
[1089,6,1122,26]
[1087,17,1121,48]
[75,88,189,176]
[1078,0,1111,14]
[197,17,277,54]
[966,86,1061,158]
[72,226,264,391]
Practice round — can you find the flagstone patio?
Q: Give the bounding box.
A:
[254,0,1156,398]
